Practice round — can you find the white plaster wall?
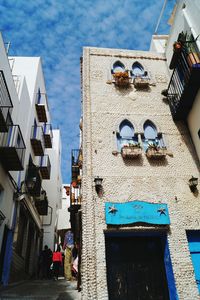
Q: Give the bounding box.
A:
[0,34,21,250]
[82,47,200,300]
[187,89,200,162]
[42,129,62,251]
[57,185,71,230]
[150,35,168,54]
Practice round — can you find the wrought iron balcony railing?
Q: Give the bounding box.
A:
[43,123,53,148]
[167,34,200,120]
[30,125,45,156]
[25,164,42,197]
[35,191,48,215]
[38,154,51,180]
[0,70,13,132]
[0,125,26,171]
[35,91,48,123]
[71,149,80,181]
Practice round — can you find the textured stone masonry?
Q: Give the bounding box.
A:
[81,47,200,300]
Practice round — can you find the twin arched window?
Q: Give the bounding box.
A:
[112,61,148,77]
[117,119,165,151]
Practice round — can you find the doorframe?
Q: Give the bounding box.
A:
[104,230,179,300]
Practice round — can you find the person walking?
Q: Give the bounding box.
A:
[52,245,62,280]
[39,245,52,279]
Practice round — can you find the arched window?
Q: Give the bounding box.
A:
[117,120,138,150]
[142,120,165,150]
[131,62,147,78]
[144,120,157,140]
[112,61,125,74]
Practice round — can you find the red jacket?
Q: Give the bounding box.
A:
[52,251,62,262]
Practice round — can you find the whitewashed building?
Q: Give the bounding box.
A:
[0,33,62,284]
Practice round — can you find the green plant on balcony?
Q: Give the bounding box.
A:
[146,143,167,159]
[121,142,142,158]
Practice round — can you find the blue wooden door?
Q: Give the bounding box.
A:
[187,231,200,293]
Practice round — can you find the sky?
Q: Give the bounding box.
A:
[0,0,176,183]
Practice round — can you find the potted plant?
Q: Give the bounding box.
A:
[146,143,167,159]
[186,34,200,67]
[113,71,130,87]
[121,142,142,158]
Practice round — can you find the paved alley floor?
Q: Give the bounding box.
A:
[0,278,81,300]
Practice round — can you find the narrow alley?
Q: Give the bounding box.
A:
[0,278,81,300]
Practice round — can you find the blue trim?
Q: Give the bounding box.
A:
[187,231,200,294]
[2,229,13,286]
[164,239,179,299]
[37,88,41,104]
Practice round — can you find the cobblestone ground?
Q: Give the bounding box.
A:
[0,278,81,300]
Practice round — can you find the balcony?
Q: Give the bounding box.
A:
[71,149,80,181]
[25,164,42,197]
[167,34,200,120]
[30,126,44,156]
[43,123,53,148]
[38,154,51,180]
[0,125,25,171]
[35,92,48,123]
[35,191,48,215]
[0,70,13,132]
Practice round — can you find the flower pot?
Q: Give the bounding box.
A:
[187,52,200,67]
[146,147,167,159]
[121,146,142,158]
[113,72,130,87]
[133,77,149,89]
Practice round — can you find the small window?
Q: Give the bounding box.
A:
[112,61,125,74]
[117,120,138,150]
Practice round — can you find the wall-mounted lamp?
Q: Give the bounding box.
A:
[189,176,198,193]
[94,176,103,196]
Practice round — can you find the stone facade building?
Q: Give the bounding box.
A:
[81,47,200,299]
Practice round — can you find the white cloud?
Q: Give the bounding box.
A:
[0,0,175,181]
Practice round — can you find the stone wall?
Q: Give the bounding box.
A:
[81,47,200,300]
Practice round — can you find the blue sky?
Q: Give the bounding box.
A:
[0,0,175,183]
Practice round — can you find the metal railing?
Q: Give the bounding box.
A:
[35,91,49,111]
[31,125,45,143]
[39,154,51,173]
[167,43,200,117]
[0,124,26,164]
[0,70,13,109]
[43,123,53,138]
[71,149,80,166]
